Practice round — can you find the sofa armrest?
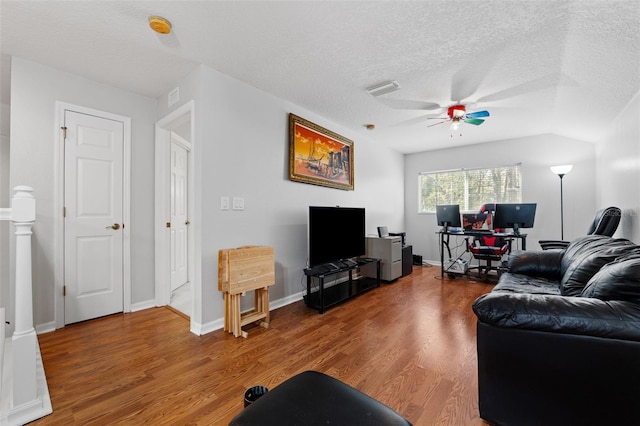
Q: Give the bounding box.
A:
[472,292,640,341]
[507,249,564,280]
[538,239,569,250]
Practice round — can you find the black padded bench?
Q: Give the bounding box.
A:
[229,370,412,425]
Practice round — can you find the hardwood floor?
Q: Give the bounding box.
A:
[32,265,494,425]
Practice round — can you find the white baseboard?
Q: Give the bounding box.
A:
[191,318,224,336]
[35,321,56,335]
[36,292,307,337]
[270,291,304,310]
[190,291,305,336]
[34,300,156,334]
[130,299,157,312]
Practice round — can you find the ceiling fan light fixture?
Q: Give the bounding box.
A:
[149,16,172,34]
[366,80,400,97]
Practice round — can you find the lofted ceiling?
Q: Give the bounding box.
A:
[1,1,638,153]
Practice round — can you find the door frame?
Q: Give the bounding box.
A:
[155,101,198,333]
[54,102,132,330]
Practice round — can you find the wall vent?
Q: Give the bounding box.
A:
[168,87,180,107]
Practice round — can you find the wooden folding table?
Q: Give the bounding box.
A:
[218,246,275,338]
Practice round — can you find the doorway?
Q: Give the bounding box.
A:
[169,131,191,315]
[155,102,196,326]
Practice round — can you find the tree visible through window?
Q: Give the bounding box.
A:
[419,164,521,213]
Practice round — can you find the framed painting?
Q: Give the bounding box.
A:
[288,113,354,191]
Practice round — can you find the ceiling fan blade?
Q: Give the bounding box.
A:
[392,113,442,127]
[427,120,449,128]
[376,98,442,111]
[464,118,485,126]
[465,110,490,118]
[476,72,578,103]
[451,47,502,102]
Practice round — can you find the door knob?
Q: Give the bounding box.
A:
[185,220,191,225]
[106,223,120,230]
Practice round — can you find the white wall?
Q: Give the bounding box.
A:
[595,91,640,244]
[8,57,157,329]
[1,102,10,324]
[3,58,405,332]
[404,134,596,263]
[158,64,405,327]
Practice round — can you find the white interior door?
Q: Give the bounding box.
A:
[170,135,189,291]
[64,110,124,324]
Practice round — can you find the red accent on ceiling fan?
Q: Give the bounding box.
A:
[447,104,466,118]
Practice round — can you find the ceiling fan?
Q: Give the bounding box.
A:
[427,104,490,130]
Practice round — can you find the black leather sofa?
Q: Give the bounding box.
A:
[472,235,640,426]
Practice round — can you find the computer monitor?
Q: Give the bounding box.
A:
[436,204,461,231]
[493,203,537,235]
[462,213,492,231]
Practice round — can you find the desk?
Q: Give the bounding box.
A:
[437,230,527,278]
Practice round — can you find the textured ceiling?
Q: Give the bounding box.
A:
[1,1,639,153]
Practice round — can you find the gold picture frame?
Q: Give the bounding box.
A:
[288,113,354,191]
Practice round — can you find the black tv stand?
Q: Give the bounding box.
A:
[303,258,381,314]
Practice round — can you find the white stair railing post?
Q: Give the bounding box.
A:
[10,186,37,408]
[1,186,51,425]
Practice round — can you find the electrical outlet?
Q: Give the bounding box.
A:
[232,197,244,211]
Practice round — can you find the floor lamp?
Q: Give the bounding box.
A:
[550,165,573,239]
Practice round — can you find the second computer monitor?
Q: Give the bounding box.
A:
[493,203,537,235]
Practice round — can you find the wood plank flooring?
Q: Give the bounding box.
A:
[32,265,494,425]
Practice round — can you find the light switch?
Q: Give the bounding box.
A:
[220,196,230,210]
[233,197,245,211]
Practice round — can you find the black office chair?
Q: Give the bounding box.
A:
[539,206,621,250]
[466,234,511,279]
[466,203,511,279]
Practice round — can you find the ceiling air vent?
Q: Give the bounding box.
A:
[366,80,400,97]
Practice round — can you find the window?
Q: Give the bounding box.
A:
[418,164,521,213]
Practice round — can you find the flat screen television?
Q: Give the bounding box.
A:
[436,204,461,231]
[493,203,537,235]
[308,206,366,267]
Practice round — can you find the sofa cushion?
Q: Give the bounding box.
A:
[472,292,640,341]
[492,272,561,295]
[560,236,637,296]
[581,253,640,303]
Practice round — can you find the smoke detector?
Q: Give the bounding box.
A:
[149,16,172,34]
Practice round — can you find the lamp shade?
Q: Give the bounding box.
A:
[550,164,573,176]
